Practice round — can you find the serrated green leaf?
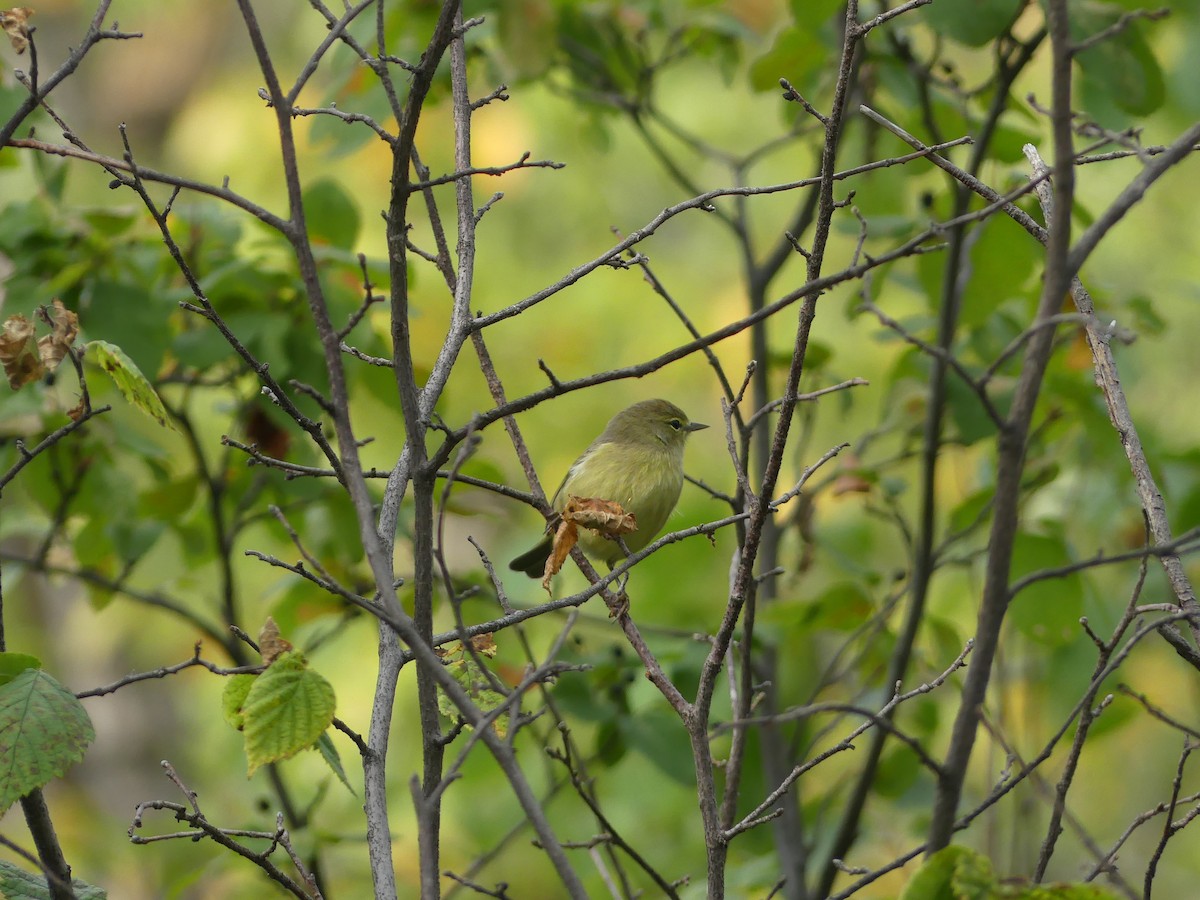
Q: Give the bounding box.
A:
[242,651,335,776]
[316,731,355,794]
[221,674,257,731]
[86,341,175,431]
[0,653,41,687]
[0,670,95,813]
[950,844,998,899]
[899,846,980,900]
[902,844,1122,899]
[0,859,107,899]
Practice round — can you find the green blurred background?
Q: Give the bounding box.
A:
[2,0,1200,897]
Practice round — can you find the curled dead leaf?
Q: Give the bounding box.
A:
[37,299,79,370]
[561,496,637,536]
[1,7,33,54]
[258,616,293,664]
[1,314,43,389]
[541,519,578,592]
[831,452,871,496]
[831,473,872,495]
[2,301,80,389]
[468,633,497,657]
[537,498,639,591]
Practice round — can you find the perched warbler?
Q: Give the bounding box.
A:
[509,399,707,577]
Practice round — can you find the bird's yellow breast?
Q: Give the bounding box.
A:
[555,439,685,562]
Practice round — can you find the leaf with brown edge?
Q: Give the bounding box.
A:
[258,616,292,664]
[36,299,79,371]
[0,314,43,389]
[0,7,33,54]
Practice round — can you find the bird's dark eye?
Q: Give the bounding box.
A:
[668,419,683,430]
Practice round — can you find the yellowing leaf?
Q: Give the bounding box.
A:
[87,340,177,430]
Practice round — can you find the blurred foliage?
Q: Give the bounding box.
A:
[0,0,1199,898]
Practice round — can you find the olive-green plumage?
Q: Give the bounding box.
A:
[509,399,707,578]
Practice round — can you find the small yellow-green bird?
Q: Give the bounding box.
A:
[509,399,707,577]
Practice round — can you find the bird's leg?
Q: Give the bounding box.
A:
[605,558,632,619]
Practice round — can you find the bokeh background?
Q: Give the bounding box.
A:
[2,0,1200,897]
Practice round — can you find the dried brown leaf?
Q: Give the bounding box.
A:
[0,314,45,389]
[831,452,871,496]
[1,7,33,54]
[36,299,79,371]
[468,633,497,657]
[541,520,578,592]
[561,496,638,537]
[258,616,293,665]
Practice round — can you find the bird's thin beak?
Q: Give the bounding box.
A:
[686,422,708,432]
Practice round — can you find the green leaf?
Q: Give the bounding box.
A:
[83,281,171,378]
[1070,0,1165,117]
[315,731,355,794]
[1030,883,1122,898]
[302,178,361,251]
[619,708,695,786]
[221,674,257,731]
[1008,532,1085,645]
[920,0,1023,46]
[798,581,875,631]
[87,340,176,431]
[0,669,95,814]
[0,653,41,687]
[901,846,1122,899]
[900,846,989,900]
[944,372,996,445]
[242,651,335,776]
[874,744,920,798]
[749,24,824,93]
[1125,295,1166,336]
[0,859,107,899]
[32,152,69,203]
[437,641,512,739]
